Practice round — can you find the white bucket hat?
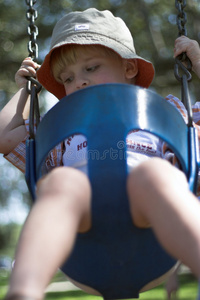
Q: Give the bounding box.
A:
[37,8,155,99]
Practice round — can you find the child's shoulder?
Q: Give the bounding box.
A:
[165,94,181,103]
[165,94,187,120]
[165,94,200,123]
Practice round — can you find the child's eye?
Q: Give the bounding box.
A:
[86,65,100,72]
[64,76,73,84]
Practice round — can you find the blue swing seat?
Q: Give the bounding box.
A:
[26,84,199,299]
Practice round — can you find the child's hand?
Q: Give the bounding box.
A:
[174,36,200,78]
[15,57,40,89]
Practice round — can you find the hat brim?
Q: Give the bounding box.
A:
[37,45,154,100]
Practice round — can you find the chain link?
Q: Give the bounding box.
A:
[26,0,39,61]
[174,0,193,126]
[175,0,187,36]
[25,0,41,138]
[174,0,192,77]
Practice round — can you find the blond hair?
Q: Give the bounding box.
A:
[50,44,122,83]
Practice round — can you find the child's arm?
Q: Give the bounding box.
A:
[174,36,200,78]
[0,58,39,155]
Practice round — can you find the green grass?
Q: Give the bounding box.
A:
[0,275,10,300]
[0,272,198,300]
[140,273,198,299]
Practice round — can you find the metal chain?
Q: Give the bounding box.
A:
[26,0,39,61]
[174,0,193,126]
[25,0,41,138]
[175,0,187,36]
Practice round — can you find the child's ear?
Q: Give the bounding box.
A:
[124,59,138,80]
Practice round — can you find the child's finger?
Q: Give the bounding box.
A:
[19,65,37,77]
[21,57,40,71]
[174,37,188,57]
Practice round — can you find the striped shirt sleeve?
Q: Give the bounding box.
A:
[3,120,30,173]
[4,119,63,174]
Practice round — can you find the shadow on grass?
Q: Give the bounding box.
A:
[180,273,197,284]
[46,290,102,299]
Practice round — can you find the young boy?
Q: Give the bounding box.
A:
[1,8,200,300]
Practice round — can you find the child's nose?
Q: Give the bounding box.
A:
[76,77,89,90]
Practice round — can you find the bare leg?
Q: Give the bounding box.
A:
[6,167,91,300]
[127,158,200,278]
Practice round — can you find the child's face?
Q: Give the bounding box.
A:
[59,47,133,96]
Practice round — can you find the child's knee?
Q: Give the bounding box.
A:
[37,166,91,200]
[127,158,187,194]
[127,158,162,194]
